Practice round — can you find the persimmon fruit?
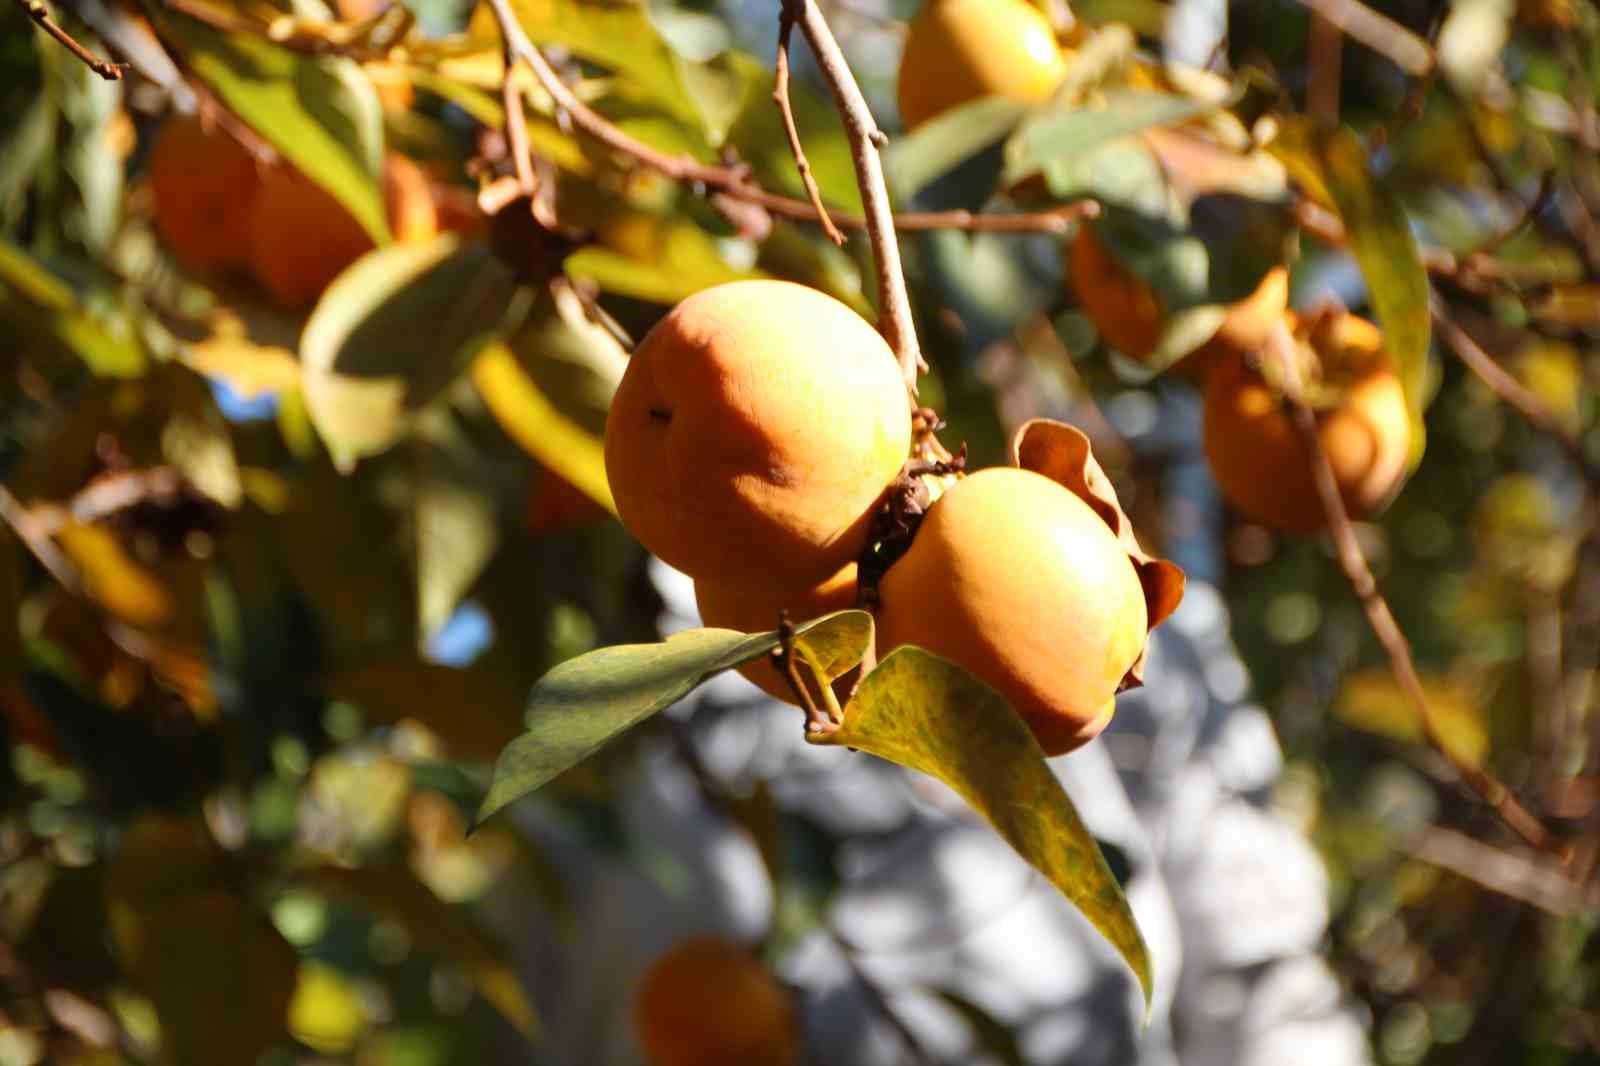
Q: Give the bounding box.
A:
[693,563,857,703]
[1068,224,1289,377]
[896,0,1069,130]
[604,280,911,588]
[633,937,798,1066]
[248,155,439,309]
[149,115,261,273]
[876,467,1149,755]
[1203,310,1411,532]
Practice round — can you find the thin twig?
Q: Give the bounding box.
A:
[1306,10,1343,127]
[18,0,126,80]
[499,44,537,198]
[1431,309,1600,483]
[1288,0,1433,77]
[0,484,80,592]
[1262,321,1569,859]
[1407,826,1594,918]
[774,8,845,247]
[27,467,186,537]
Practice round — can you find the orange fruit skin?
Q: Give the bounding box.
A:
[694,563,857,704]
[1068,226,1289,378]
[1068,224,1163,361]
[248,155,438,309]
[896,0,1068,130]
[633,938,798,1066]
[603,280,911,588]
[877,467,1149,756]
[149,115,261,273]
[1203,312,1411,532]
[524,468,608,533]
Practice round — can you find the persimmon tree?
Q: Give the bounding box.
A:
[2,0,1599,1062]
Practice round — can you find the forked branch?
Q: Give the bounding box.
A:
[1261,321,1570,859]
[17,0,127,80]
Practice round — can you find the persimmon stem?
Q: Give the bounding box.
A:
[1261,320,1570,860]
[18,0,126,80]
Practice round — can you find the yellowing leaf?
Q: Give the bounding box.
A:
[472,343,614,515]
[1335,668,1489,768]
[289,963,368,1054]
[814,647,1153,1009]
[56,524,172,628]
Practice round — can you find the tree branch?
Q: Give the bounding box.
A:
[1432,308,1600,484]
[480,0,1090,252]
[785,0,923,388]
[1261,321,1570,859]
[1288,0,1433,78]
[774,7,844,247]
[17,0,126,80]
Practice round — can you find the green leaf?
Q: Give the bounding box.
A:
[413,413,501,637]
[498,0,706,132]
[1003,90,1216,187]
[0,240,145,377]
[300,234,524,471]
[885,96,1030,201]
[476,610,874,825]
[1312,125,1432,467]
[563,217,761,306]
[144,0,389,244]
[814,647,1153,1009]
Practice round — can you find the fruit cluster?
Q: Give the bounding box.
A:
[148,114,444,309]
[603,280,1183,756]
[892,0,1413,534]
[1071,238,1412,532]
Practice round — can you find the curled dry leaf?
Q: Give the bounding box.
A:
[1010,417,1184,687]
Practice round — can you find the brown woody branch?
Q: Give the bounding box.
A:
[1288,0,1433,77]
[481,0,1092,254]
[1261,321,1570,859]
[18,0,126,80]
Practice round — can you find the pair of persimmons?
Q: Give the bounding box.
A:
[148,115,443,308]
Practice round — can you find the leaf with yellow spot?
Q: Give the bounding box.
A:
[813,647,1153,1010]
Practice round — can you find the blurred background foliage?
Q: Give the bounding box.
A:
[1,0,1600,1062]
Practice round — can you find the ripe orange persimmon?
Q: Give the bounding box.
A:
[248,154,438,309]
[633,938,798,1066]
[1203,310,1411,532]
[149,115,261,272]
[877,467,1149,755]
[1068,224,1289,377]
[694,563,857,703]
[896,0,1069,130]
[604,280,911,588]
